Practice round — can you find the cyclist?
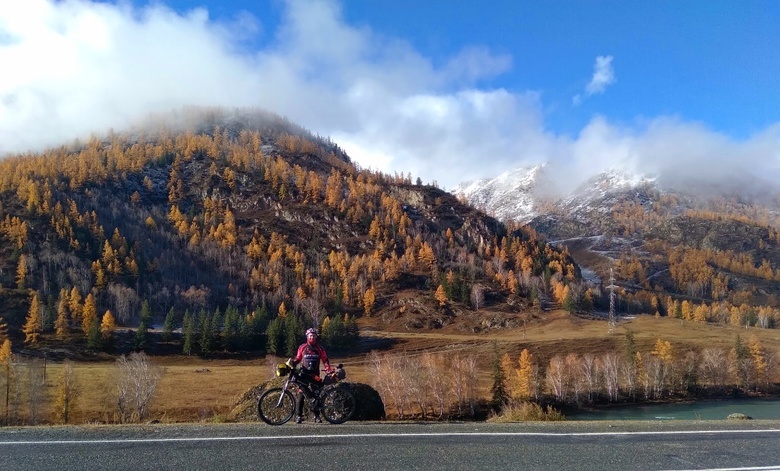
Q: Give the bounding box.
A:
[290,327,332,423]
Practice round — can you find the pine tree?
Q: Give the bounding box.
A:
[222,306,240,352]
[23,292,43,345]
[490,344,508,409]
[237,311,251,351]
[284,314,300,357]
[500,352,517,397]
[161,307,176,342]
[182,311,194,355]
[210,307,223,351]
[87,318,102,350]
[140,300,152,324]
[265,317,285,356]
[135,318,149,351]
[198,310,212,355]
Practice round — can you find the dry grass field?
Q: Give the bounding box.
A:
[9,310,780,424]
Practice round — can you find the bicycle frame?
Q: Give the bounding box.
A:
[278,369,319,407]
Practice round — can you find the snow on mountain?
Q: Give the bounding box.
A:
[451,165,657,223]
[451,164,545,222]
[559,168,658,217]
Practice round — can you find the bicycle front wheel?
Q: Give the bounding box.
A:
[320,387,356,424]
[258,388,295,425]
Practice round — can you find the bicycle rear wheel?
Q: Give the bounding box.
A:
[320,387,355,424]
[258,388,295,425]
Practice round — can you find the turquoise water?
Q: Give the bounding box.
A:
[568,398,780,421]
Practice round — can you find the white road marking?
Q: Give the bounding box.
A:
[0,428,779,446]
[662,467,780,471]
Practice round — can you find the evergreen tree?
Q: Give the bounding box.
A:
[490,344,508,409]
[210,307,223,351]
[140,300,152,324]
[265,316,285,356]
[252,304,270,335]
[198,309,213,355]
[322,314,343,346]
[284,314,301,357]
[87,318,102,350]
[161,307,176,342]
[237,311,251,350]
[222,306,240,352]
[135,317,149,350]
[182,311,194,355]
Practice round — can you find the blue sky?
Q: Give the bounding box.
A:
[2,0,779,190]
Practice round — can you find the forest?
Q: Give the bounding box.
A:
[0,108,581,359]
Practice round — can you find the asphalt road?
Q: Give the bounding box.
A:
[1,421,779,471]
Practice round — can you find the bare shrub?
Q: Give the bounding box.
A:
[116,352,163,423]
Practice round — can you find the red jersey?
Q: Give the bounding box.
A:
[294,342,331,375]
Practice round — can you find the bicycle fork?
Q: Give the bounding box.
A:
[276,379,291,408]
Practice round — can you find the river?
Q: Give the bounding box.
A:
[568,398,780,421]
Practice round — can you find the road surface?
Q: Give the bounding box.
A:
[1,421,779,470]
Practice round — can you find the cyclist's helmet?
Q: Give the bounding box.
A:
[305,327,318,337]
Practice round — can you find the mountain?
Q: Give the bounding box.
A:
[454,164,780,319]
[451,164,545,223]
[0,107,581,357]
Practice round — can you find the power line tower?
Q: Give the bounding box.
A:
[607,268,618,332]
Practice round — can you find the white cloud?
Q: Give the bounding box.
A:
[586,55,615,95]
[1,1,779,192]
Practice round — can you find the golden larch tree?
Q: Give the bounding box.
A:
[652,338,675,364]
[69,287,83,325]
[16,253,28,289]
[516,348,535,400]
[82,293,98,335]
[363,286,376,316]
[23,292,43,345]
[55,292,70,339]
[748,335,767,384]
[100,310,117,341]
[434,284,448,307]
[0,338,11,364]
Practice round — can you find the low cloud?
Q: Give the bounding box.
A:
[1,1,778,192]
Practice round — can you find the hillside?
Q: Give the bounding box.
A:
[456,165,780,326]
[0,107,577,358]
